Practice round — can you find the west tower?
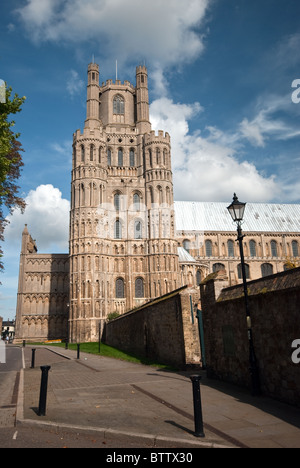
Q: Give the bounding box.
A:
[69,63,180,343]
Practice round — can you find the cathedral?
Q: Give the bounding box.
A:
[15,63,300,343]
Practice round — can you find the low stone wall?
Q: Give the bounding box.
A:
[104,286,201,369]
[200,268,300,406]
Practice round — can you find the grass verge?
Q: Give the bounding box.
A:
[33,341,176,371]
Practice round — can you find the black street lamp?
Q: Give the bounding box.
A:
[227,193,261,396]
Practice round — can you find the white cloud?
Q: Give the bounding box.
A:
[66,69,84,97]
[150,98,279,202]
[16,0,211,70]
[5,184,70,253]
[239,94,300,147]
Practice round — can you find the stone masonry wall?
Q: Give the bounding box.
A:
[104,286,201,369]
[200,268,300,406]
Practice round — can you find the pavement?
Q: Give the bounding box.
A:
[15,345,300,449]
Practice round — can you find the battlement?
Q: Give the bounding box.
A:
[136,65,148,74]
[144,130,171,144]
[100,79,135,91]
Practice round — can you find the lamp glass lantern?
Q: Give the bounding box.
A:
[227,193,246,224]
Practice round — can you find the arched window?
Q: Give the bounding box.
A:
[271,240,278,257]
[149,149,152,167]
[163,149,167,166]
[149,186,154,205]
[133,193,141,211]
[249,240,257,257]
[156,148,160,165]
[81,145,85,162]
[114,220,122,239]
[116,278,125,298]
[157,186,163,205]
[90,144,94,161]
[135,278,144,298]
[130,149,135,167]
[205,240,213,257]
[261,263,273,278]
[292,240,299,257]
[196,270,202,286]
[134,220,142,239]
[113,95,124,115]
[238,263,250,280]
[114,193,122,211]
[183,240,191,253]
[227,240,235,257]
[118,148,123,167]
[213,263,225,273]
[107,148,112,166]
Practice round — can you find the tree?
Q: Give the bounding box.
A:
[0,85,26,271]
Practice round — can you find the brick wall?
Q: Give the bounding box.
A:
[200,268,300,406]
[104,286,201,369]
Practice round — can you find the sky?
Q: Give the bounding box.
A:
[1,0,300,320]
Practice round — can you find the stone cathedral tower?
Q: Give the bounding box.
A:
[69,63,181,342]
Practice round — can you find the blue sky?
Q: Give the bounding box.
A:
[1,0,300,320]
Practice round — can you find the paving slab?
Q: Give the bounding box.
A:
[17,346,300,448]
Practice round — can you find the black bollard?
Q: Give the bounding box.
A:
[30,348,36,369]
[65,339,69,350]
[190,375,205,438]
[77,343,80,360]
[23,340,26,348]
[38,366,51,416]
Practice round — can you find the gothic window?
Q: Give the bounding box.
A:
[227,240,235,257]
[115,278,125,298]
[107,148,112,166]
[196,270,202,286]
[163,148,167,166]
[134,220,142,239]
[249,240,257,257]
[118,148,123,166]
[149,186,154,205]
[156,148,160,165]
[114,219,122,239]
[292,240,299,257]
[261,263,273,277]
[205,240,213,257]
[183,239,190,253]
[157,186,163,205]
[271,240,278,257]
[81,145,85,162]
[80,184,85,206]
[114,193,121,211]
[98,146,102,164]
[133,193,141,211]
[166,187,171,205]
[149,149,152,167]
[135,278,144,298]
[113,95,124,115]
[238,263,250,280]
[213,263,225,273]
[90,144,94,161]
[130,149,135,167]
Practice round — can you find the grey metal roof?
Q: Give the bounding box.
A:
[174,201,300,233]
[177,247,197,263]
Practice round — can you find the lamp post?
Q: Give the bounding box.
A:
[227,193,261,396]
